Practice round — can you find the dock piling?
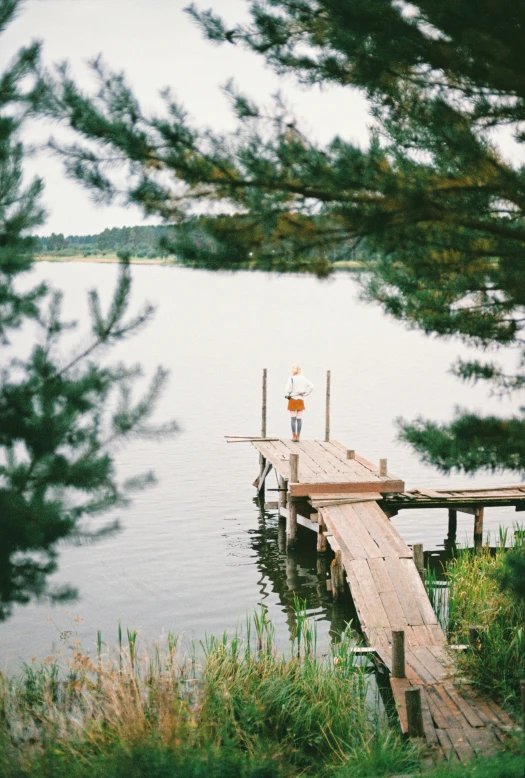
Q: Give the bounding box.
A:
[392,629,406,679]
[325,370,331,442]
[287,453,299,550]
[346,449,355,459]
[405,688,424,738]
[330,551,344,599]
[412,543,426,582]
[261,368,267,438]
[379,458,388,477]
[474,507,484,550]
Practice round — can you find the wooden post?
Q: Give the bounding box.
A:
[474,507,484,550]
[261,368,267,438]
[330,551,344,600]
[448,509,457,538]
[413,543,424,582]
[405,687,424,738]
[469,625,482,649]
[392,629,405,679]
[317,518,328,553]
[346,449,355,459]
[325,369,331,442]
[446,509,457,549]
[379,458,388,477]
[520,679,525,725]
[287,453,299,550]
[277,474,288,514]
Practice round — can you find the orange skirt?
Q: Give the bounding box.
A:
[287,397,305,411]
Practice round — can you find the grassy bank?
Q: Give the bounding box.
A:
[427,529,525,713]
[0,606,418,778]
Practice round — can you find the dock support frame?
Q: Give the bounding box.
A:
[287,453,299,550]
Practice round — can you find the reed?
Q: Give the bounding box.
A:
[446,528,525,710]
[0,613,417,778]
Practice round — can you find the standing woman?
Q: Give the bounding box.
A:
[285,363,314,442]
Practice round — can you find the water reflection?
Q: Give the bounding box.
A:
[249,497,359,645]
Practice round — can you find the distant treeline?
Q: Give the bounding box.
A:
[36,220,365,266]
[36,225,171,258]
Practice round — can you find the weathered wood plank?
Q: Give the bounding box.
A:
[290,480,405,496]
[383,557,424,626]
[349,558,391,626]
[390,677,411,733]
[368,557,395,593]
[334,505,385,559]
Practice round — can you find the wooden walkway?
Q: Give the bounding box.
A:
[245,438,518,760]
[317,499,514,759]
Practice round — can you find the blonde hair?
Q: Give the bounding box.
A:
[291,363,302,375]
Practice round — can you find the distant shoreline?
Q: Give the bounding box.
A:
[34,255,362,271]
[35,255,171,265]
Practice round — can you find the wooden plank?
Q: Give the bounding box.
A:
[352,501,412,558]
[419,688,440,747]
[435,729,460,762]
[447,727,476,762]
[333,505,385,559]
[274,439,328,482]
[379,590,408,629]
[427,624,448,646]
[398,558,439,626]
[322,511,362,560]
[344,563,378,627]
[383,557,424,626]
[300,440,353,478]
[296,514,319,532]
[411,647,448,682]
[325,534,340,554]
[368,557,395,593]
[317,442,367,480]
[390,677,411,733]
[290,479,405,496]
[376,646,423,683]
[404,647,437,684]
[310,492,383,505]
[442,683,485,728]
[349,558,391,627]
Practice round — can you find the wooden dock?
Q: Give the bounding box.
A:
[243,437,519,760]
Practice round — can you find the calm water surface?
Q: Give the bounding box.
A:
[1,263,521,667]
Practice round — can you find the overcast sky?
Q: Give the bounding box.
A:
[2,0,372,235]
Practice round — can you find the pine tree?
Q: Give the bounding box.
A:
[48,1,525,476]
[0,0,176,621]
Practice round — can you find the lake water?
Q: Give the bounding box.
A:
[1,262,521,668]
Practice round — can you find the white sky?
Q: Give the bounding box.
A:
[2,0,372,235]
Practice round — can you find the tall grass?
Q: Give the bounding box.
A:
[445,529,525,710]
[0,604,418,778]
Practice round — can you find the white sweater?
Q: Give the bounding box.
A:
[284,374,314,399]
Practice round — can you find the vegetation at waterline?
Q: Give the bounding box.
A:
[426,530,525,713]
[0,606,419,778]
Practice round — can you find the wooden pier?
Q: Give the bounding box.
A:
[237,434,521,761]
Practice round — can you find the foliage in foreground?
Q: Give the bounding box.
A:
[422,748,524,778]
[47,0,525,476]
[0,608,418,778]
[445,531,525,710]
[0,0,177,621]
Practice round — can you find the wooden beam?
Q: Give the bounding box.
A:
[290,480,405,497]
